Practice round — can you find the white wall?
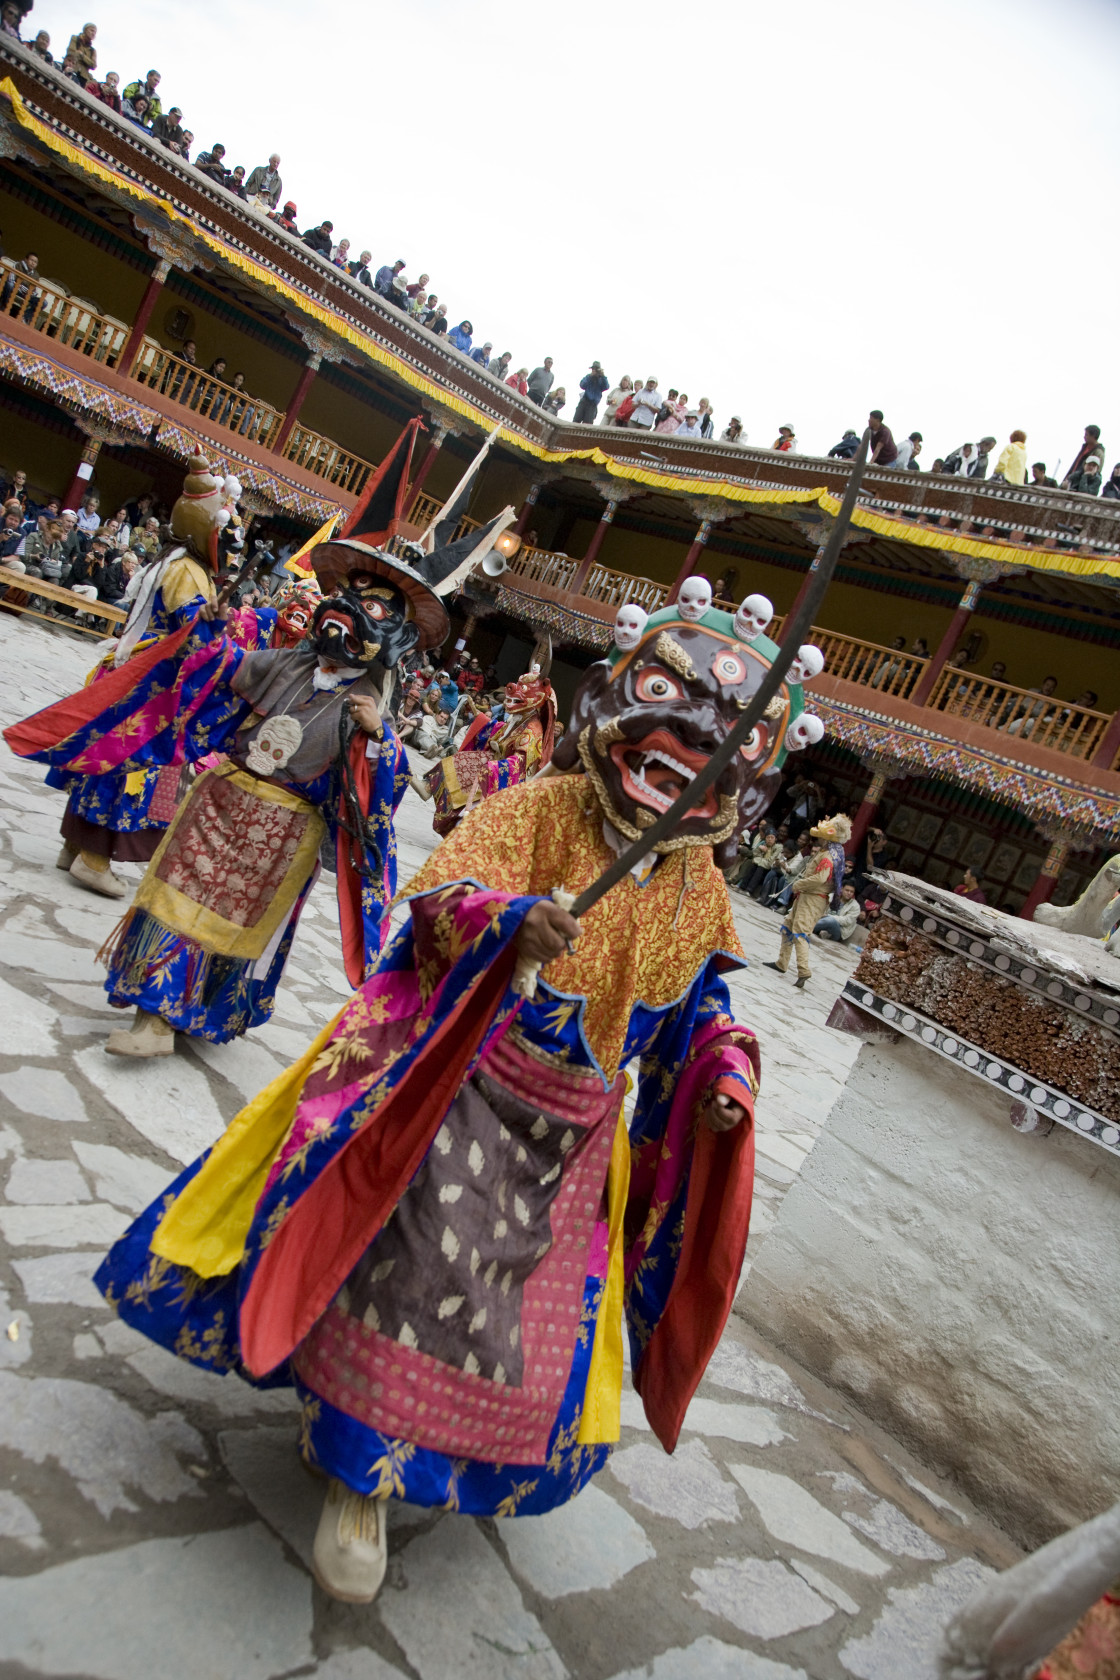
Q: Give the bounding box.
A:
[740,1033,1120,1550]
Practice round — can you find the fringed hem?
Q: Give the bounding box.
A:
[105,905,263,1039]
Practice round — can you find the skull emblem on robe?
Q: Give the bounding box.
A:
[245,713,304,778]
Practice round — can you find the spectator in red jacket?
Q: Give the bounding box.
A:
[91,69,123,112]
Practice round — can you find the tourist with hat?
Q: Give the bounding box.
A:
[572,360,610,424]
[772,423,798,452]
[765,813,851,987]
[1068,454,1104,496]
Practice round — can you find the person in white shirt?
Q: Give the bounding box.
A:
[76,494,101,536]
[892,431,922,471]
[676,410,704,441]
[629,377,663,430]
[814,882,862,943]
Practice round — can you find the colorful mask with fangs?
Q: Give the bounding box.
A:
[550,604,809,869]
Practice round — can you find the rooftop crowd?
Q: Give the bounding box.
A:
[1,14,1115,494]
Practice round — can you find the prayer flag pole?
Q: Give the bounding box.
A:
[420,424,502,553]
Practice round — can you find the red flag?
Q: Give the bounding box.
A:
[340,416,425,546]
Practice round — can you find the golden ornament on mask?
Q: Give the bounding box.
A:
[653,633,699,683]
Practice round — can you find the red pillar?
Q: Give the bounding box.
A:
[1091,707,1120,771]
[1019,837,1070,920]
[910,581,982,707]
[512,482,542,537]
[61,436,103,511]
[785,541,827,622]
[405,424,447,518]
[666,518,713,606]
[272,353,322,454]
[120,259,171,373]
[569,499,618,596]
[846,773,888,855]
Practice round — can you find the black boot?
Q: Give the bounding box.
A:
[794,976,808,989]
[763,961,783,972]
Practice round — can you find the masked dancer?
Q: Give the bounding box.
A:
[93,590,829,1601]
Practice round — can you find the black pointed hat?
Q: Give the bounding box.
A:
[313,419,515,650]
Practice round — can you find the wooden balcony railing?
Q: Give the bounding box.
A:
[407,492,442,529]
[806,628,928,700]
[128,340,285,447]
[280,423,374,496]
[1,257,127,367]
[928,667,1110,760]
[583,565,668,611]
[503,544,581,593]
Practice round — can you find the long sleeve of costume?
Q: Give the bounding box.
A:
[2,610,242,777]
[623,968,759,1451]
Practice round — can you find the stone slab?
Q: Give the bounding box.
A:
[0,1523,313,1679]
[0,1370,203,1516]
[690,1554,834,1639]
[219,1424,320,1570]
[2,1066,88,1123]
[72,1140,173,1214]
[839,1558,995,1679]
[12,1250,104,1306]
[609,1440,740,1530]
[608,1639,810,1680]
[5,1156,90,1204]
[498,1481,654,1598]
[74,1044,227,1164]
[727,1466,889,1577]
[380,1516,566,1680]
[0,1201,128,1247]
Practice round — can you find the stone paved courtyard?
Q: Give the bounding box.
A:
[0,613,1021,1680]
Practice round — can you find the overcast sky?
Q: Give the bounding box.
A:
[32,0,1120,477]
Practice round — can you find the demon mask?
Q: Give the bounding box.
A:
[273,579,321,649]
[310,573,419,671]
[552,607,808,869]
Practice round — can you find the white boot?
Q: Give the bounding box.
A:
[312,1479,388,1603]
[56,843,77,871]
[105,1009,175,1059]
[70,851,127,899]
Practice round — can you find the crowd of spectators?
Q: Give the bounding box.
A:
[0,465,259,617]
[826,415,1117,498]
[1,19,1117,492]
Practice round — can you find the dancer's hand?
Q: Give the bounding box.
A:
[198,600,229,622]
[702,1091,748,1132]
[517,901,581,965]
[348,694,382,736]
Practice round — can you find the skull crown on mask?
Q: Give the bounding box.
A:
[614,602,649,651]
[676,576,713,622]
[733,593,774,641]
[552,620,786,867]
